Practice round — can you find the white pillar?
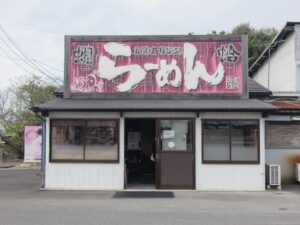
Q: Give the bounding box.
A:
[195,116,202,190]
[119,116,125,189]
[260,117,266,190]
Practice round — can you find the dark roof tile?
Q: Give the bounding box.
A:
[35,98,276,112]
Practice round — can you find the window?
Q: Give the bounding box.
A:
[230,121,259,161]
[202,120,259,163]
[51,119,119,162]
[160,119,193,151]
[85,120,118,160]
[51,120,85,160]
[202,120,230,161]
[266,121,300,149]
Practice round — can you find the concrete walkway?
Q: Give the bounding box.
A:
[0,169,300,225]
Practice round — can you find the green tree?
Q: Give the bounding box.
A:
[209,23,278,66]
[0,75,58,157]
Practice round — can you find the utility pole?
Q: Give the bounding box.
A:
[0,139,5,167]
[0,137,13,168]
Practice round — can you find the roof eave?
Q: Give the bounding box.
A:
[36,107,277,113]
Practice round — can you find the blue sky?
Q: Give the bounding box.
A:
[0,0,299,88]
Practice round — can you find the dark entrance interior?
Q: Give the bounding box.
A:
[125,119,156,189]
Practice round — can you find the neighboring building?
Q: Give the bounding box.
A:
[250,21,300,95]
[250,22,300,183]
[34,35,276,190]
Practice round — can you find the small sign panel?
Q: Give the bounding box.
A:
[127,132,141,150]
[24,126,42,162]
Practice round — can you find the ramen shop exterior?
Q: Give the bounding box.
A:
[36,35,276,190]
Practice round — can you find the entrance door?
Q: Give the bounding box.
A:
[125,119,156,188]
[156,119,195,189]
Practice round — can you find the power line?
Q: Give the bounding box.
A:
[0,25,62,82]
[0,44,31,75]
[0,24,64,36]
[0,26,61,77]
[36,61,63,73]
[0,37,60,85]
[0,45,55,86]
[0,54,63,73]
[0,26,63,85]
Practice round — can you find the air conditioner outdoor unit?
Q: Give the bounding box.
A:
[265,164,281,189]
[295,163,300,182]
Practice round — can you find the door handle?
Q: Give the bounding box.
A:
[156,154,160,161]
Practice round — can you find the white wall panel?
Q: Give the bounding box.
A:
[45,111,265,190]
[45,116,124,190]
[266,149,300,183]
[196,114,265,191]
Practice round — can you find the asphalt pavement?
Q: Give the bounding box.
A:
[0,169,300,225]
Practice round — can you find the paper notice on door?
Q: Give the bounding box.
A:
[162,130,175,139]
[128,132,141,150]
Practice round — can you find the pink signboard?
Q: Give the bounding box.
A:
[24,126,42,162]
[68,39,244,95]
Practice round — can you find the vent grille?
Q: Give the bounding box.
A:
[296,163,300,182]
[270,165,279,185]
[265,164,281,189]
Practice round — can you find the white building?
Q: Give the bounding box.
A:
[250,22,300,183]
[35,35,276,190]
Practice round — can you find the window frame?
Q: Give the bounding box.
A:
[158,118,195,152]
[202,119,260,164]
[50,118,120,163]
